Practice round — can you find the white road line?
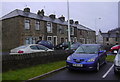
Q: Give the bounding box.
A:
[102,64,114,79]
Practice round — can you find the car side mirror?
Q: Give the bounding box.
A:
[99,50,106,53]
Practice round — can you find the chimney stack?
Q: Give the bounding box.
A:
[58,15,65,22]
[37,9,44,16]
[49,14,56,19]
[75,21,79,25]
[70,19,74,24]
[24,7,30,12]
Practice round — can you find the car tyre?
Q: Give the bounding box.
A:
[95,62,100,72]
[68,68,73,71]
[104,60,107,64]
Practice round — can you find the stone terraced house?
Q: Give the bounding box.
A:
[2,7,96,52]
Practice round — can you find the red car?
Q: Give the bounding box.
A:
[110,45,120,54]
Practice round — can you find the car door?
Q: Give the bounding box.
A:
[98,46,106,65]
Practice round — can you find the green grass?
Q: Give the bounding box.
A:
[0,73,2,82]
[2,61,66,80]
[106,55,115,62]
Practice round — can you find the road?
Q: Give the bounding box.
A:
[41,62,120,80]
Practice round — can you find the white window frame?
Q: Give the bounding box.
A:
[24,19,30,29]
[25,38,30,44]
[35,20,40,30]
[74,37,77,42]
[47,22,52,33]
[70,26,74,35]
[47,36,53,43]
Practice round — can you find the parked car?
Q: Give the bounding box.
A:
[110,45,120,54]
[54,42,69,50]
[10,44,53,54]
[66,44,107,72]
[37,40,54,49]
[114,49,120,74]
[66,42,81,51]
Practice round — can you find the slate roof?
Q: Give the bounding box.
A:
[108,28,120,33]
[101,33,120,38]
[1,9,95,31]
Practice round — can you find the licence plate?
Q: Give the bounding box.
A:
[73,64,83,67]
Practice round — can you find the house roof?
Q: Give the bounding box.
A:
[101,33,120,38]
[1,9,95,32]
[108,28,120,33]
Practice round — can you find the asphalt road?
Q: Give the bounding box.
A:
[41,62,120,80]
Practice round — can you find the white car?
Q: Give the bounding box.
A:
[10,44,54,55]
[114,49,120,74]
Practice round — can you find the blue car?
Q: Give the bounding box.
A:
[66,44,107,72]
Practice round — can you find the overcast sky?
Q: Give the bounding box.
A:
[1,0,119,33]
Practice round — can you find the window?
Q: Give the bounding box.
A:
[70,27,74,35]
[115,38,118,41]
[80,30,82,35]
[32,38,36,44]
[25,38,30,44]
[61,38,64,43]
[30,45,38,50]
[25,19,30,29]
[47,36,52,43]
[47,22,52,33]
[58,25,64,34]
[35,20,40,30]
[106,38,109,41]
[25,37,36,44]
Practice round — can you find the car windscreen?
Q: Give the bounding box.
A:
[75,45,99,54]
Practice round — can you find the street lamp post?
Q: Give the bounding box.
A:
[67,0,71,50]
[95,17,101,35]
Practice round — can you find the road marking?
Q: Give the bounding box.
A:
[102,64,114,79]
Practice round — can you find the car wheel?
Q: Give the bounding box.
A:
[95,62,100,72]
[68,68,73,71]
[104,60,107,64]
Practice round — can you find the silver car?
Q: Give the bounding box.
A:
[114,49,120,74]
[10,44,54,55]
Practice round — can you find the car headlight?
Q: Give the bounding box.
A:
[67,56,71,61]
[87,57,96,62]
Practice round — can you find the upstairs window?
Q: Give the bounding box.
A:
[47,22,52,33]
[24,19,30,29]
[106,38,109,41]
[70,27,74,35]
[35,20,40,30]
[58,25,64,34]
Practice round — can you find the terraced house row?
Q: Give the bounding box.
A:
[1,7,96,52]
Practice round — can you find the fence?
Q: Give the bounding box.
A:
[2,50,73,72]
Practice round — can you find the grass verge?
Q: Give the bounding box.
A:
[2,61,66,80]
[106,55,115,62]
